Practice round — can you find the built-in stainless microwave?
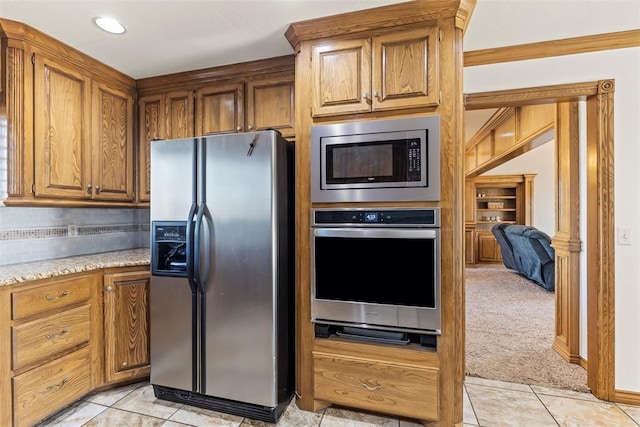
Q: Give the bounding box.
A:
[310,115,440,203]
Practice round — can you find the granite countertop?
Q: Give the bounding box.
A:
[0,248,150,287]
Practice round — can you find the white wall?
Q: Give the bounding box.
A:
[465,0,640,393]
[482,141,555,235]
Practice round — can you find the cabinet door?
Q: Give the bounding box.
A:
[196,83,244,135]
[33,54,92,199]
[137,94,164,203]
[477,232,502,263]
[372,26,440,111]
[165,90,195,139]
[103,271,150,384]
[311,38,371,117]
[246,77,295,138]
[92,82,135,201]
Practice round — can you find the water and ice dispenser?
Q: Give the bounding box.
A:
[151,222,188,277]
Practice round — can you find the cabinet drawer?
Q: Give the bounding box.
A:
[13,346,91,427]
[12,274,92,320]
[313,351,439,421]
[13,305,91,371]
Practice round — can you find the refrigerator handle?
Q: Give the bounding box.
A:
[185,203,198,295]
[193,202,207,294]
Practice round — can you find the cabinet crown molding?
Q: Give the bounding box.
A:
[285,0,476,47]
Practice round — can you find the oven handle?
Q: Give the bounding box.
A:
[313,227,438,239]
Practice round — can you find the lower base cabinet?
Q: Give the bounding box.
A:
[312,339,440,423]
[103,270,150,384]
[13,347,92,427]
[0,265,150,426]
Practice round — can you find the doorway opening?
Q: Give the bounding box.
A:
[464,80,615,401]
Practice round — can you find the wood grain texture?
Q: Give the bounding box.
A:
[5,46,26,197]
[246,75,295,137]
[11,274,92,320]
[372,26,440,110]
[465,80,616,403]
[285,0,473,48]
[103,270,151,384]
[137,94,163,203]
[165,90,195,139]
[311,38,371,116]
[92,81,135,201]
[12,304,90,372]
[0,288,13,427]
[33,54,91,200]
[586,82,615,400]
[552,102,582,365]
[464,29,640,67]
[13,346,91,427]
[196,83,244,134]
[313,351,439,421]
[465,104,554,178]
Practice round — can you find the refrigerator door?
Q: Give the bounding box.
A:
[199,132,282,406]
[150,138,197,392]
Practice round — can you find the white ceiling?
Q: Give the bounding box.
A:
[0,0,408,79]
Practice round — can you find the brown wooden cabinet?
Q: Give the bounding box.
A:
[33,53,92,200]
[0,266,151,426]
[4,273,96,427]
[0,20,137,207]
[103,270,150,384]
[91,81,135,201]
[136,56,295,203]
[466,174,535,264]
[311,26,439,117]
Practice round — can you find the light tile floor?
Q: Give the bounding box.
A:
[37,377,640,427]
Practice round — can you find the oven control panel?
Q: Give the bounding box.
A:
[312,208,439,227]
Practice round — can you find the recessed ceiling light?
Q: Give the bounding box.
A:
[93,16,126,35]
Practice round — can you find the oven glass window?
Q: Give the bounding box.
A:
[314,236,436,308]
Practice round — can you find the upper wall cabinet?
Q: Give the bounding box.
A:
[311,27,439,117]
[0,19,137,206]
[137,56,295,203]
[32,54,134,202]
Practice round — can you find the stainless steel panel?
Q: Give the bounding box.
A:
[310,226,441,334]
[150,138,196,222]
[201,132,281,406]
[150,137,197,391]
[149,275,193,390]
[310,115,441,203]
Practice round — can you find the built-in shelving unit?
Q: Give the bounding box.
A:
[466,174,535,264]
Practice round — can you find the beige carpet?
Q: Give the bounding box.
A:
[465,265,589,392]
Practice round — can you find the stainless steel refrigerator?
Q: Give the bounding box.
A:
[149,130,294,423]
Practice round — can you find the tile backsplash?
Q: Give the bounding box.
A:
[0,207,150,266]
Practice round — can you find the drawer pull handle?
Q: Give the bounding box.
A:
[45,291,69,301]
[46,328,68,339]
[46,378,69,392]
[361,382,382,391]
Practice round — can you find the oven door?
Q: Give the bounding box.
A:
[311,227,441,334]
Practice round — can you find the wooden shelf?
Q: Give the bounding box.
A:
[465,174,535,264]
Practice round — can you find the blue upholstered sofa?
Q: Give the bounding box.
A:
[491,224,555,291]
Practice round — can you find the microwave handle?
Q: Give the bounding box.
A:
[313,228,437,239]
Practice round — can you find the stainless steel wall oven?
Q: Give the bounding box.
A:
[311,207,441,344]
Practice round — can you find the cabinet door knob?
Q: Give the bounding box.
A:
[247,124,253,130]
[87,184,92,193]
[374,91,380,98]
[236,126,242,132]
[95,185,101,193]
[106,285,113,292]
[363,92,369,100]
